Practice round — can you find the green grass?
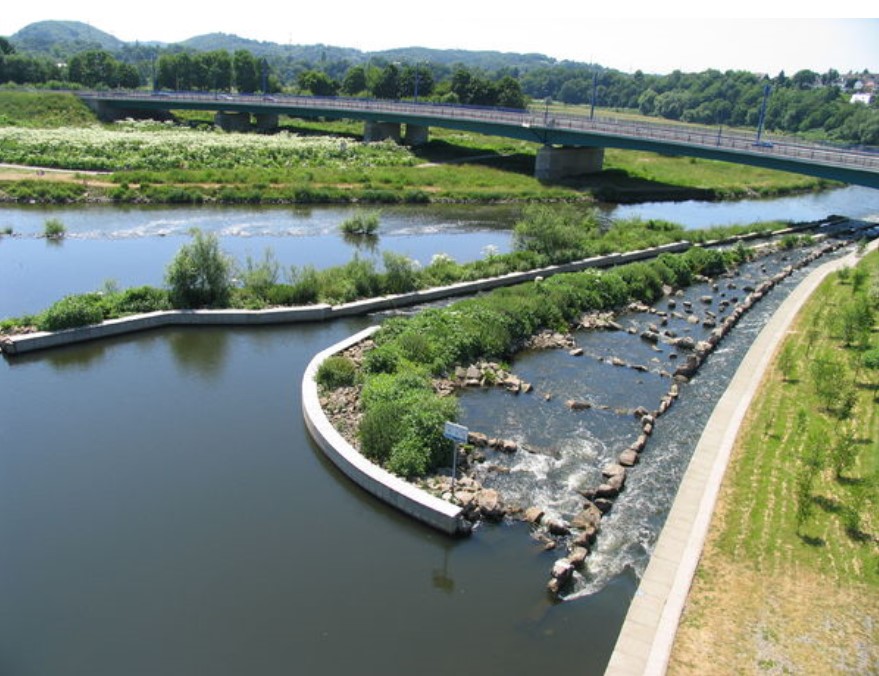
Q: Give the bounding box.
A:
[0,93,837,205]
[716,249,879,586]
[0,90,97,128]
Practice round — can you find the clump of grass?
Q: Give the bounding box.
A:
[340,210,381,236]
[0,225,12,236]
[43,218,66,239]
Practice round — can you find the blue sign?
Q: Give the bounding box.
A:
[443,421,469,444]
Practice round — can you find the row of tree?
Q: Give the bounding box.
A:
[1,36,876,143]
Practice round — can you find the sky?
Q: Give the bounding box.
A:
[3,2,878,76]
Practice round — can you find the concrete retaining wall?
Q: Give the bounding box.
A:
[1,242,691,356]
[4,223,851,357]
[301,326,466,535]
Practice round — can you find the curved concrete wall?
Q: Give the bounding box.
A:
[0,241,689,356]
[2,221,853,357]
[301,326,466,535]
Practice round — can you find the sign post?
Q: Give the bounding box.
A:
[443,422,469,491]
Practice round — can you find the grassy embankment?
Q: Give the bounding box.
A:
[670,250,879,674]
[0,91,833,205]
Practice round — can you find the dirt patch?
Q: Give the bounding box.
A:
[0,165,115,188]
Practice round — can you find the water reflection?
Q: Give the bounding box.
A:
[44,341,108,371]
[166,327,230,380]
[431,546,456,594]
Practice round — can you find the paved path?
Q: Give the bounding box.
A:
[604,235,879,675]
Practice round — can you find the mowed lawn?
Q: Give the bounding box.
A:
[670,248,879,675]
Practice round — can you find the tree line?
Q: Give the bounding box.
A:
[1,35,876,144]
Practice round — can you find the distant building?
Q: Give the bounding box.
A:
[851,92,873,105]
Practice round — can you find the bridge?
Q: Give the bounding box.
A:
[80,91,879,188]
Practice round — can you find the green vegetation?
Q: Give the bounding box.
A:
[340,210,381,236]
[672,249,879,674]
[42,217,66,239]
[717,251,878,574]
[0,90,834,205]
[1,212,797,331]
[0,91,96,128]
[315,356,358,389]
[165,229,234,308]
[316,242,750,479]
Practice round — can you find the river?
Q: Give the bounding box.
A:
[0,187,878,675]
[2,185,879,319]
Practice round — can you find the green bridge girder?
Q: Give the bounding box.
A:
[80,91,879,189]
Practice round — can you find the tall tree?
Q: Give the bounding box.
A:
[232,49,260,94]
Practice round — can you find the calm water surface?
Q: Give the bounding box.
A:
[0,319,632,676]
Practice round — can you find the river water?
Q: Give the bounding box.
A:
[2,185,879,319]
[1,187,878,675]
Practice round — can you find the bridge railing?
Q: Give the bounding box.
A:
[83,90,879,173]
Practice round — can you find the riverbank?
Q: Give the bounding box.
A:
[667,248,879,674]
[0,91,836,206]
[605,235,879,675]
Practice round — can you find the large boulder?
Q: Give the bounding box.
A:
[522,506,544,524]
[475,489,505,521]
[571,502,602,532]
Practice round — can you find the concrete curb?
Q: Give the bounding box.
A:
[604,237,879,675]
[301,326,466,535]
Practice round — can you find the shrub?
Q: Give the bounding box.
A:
[111,285,172,315]
[340,210,380,236]
[286,265,321,305]
[386,395,459,478]
[239,248,280,300]
[165,228,233,308]
[359,399,407,464]
[43,218,66,239]
[382,251,420,294]
[316,356,358,389]
[264,283,299,306]
[37,293,105,331]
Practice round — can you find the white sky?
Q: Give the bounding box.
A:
[2,2,877,75]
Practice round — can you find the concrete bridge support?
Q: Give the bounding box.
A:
[255,113,279,131]
[404,124,429,146]
[364,121,402,143]
[215,111,252,132]
[535,145,605,181]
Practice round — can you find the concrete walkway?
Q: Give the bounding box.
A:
[604,236,879,675]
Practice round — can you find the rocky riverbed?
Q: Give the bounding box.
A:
[320,237,853,597]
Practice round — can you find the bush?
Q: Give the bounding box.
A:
[43,218,66,239]
[110,285,172,315]
[165,228,233,308]
[340,210,380,236]
[359,399,406,464]
[239,248,280,300]
[37,293,106,331]
[386,395,459,478]
[382,251,420,294]
[286,265,321,305]
[316,356,358,389]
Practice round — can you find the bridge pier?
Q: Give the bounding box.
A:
[535,145,605,181]
[255,113,279,131]
[215,111,252,132]
[404,124,429,146]
[364,121,402,143]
